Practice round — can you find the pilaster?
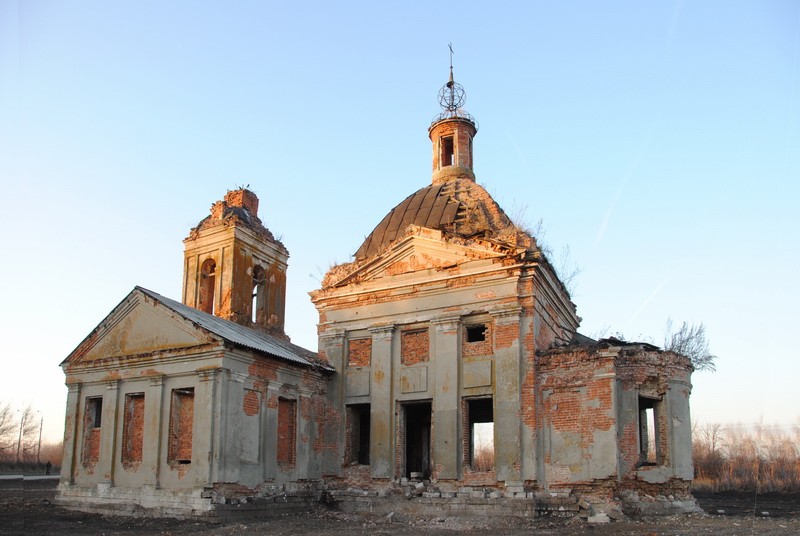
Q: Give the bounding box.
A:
[60,382,81,484]
[491,306,522,482]
[368,323,395,478]
[98,380,120,485]
[319,330,345,475]
[196,368,220,486]
[432,315,460,479]
[143,375,165,488]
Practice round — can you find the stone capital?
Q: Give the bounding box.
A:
[319,329,346,344]
[368,323,395,340]
[198,368,222,383]
[105,379,120,391]
[432,314,460,333]
[490,305,522,323]
[148,374,166,387]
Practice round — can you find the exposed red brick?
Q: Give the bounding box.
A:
[121,393,144,469]
[168,388,194,466]
[243,390,260,416]
[462,323,493,358]
[277,398,296,467]
[401,329,429,365]
[348,338,372,367]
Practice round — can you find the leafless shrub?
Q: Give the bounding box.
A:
[664,319,717,372]
[692,421,800,492]
[472,447,495,472]
[509,208,581,295]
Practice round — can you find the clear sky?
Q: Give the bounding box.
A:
[1,1,798,444]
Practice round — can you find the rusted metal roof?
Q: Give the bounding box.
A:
[355,179,513,261]
[355,179,516,261]
[139,287,332,371]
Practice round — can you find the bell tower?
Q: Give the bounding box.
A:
[182,188,289,339]
[428,47,478,185]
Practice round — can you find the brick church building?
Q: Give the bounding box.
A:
[56,66,696,520]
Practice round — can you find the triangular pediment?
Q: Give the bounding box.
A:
[338,225,510,285]
[65,288,216,365]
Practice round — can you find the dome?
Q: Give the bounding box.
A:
[354,178,524,261]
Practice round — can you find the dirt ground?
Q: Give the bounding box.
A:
[3,479,798,536]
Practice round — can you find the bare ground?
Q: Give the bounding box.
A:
[3,480,798,536]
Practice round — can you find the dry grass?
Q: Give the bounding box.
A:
[693,422,800,492]
[472,447,495,472]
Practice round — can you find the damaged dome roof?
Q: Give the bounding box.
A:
[354,178,523,261]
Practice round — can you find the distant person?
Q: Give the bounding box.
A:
[45,461,52,475]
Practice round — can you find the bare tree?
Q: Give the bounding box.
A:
[16,405,37,463]
[0,402,15,453]
[664,319,717,372]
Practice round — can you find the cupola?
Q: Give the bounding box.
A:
[428,54,478,184]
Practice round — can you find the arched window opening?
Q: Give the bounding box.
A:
[199,259,216,314]
[252,265,266,323]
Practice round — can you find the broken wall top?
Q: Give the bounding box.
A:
[185,188,286,253]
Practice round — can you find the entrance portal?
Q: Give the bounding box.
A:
[404,402,431,478]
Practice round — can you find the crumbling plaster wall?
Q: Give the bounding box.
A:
[536,345,693,495]
[615,349,694,489]
[60,343,329,514]
[314,249,578,487]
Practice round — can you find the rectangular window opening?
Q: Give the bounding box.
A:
[88,397,102,428]
[466,325,486,343]
[404,402,432,478]
[638,396,659,466]
[467,398,494,471]
[168,388,194,465]
[348,404,370,465]
[441,136,454,167]
[82,397,103,467]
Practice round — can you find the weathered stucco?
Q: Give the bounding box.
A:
[56,74,697,520]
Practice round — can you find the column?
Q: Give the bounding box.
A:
[98,380,120,486]
[368,323,394,478]
[667,378,693,479]
[432,315,460,479]
[60,382,82,485]
[143,375,165,488]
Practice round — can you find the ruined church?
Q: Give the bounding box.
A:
[56,66,696,520]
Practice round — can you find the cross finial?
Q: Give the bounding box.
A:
[447,43,455,86]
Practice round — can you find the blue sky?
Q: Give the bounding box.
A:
[1,1,798,443]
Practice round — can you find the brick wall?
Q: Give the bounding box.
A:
[82,429,101,468]
[168,388,194,464]
[348,338,372,367]
[401,328,429,365]
[243,389,260,416]
[121,393,145,468]
[537,345,693,492]
[462,323,493,358]
[277,398,296,467]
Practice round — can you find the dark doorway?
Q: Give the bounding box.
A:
[404,402,432,478]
